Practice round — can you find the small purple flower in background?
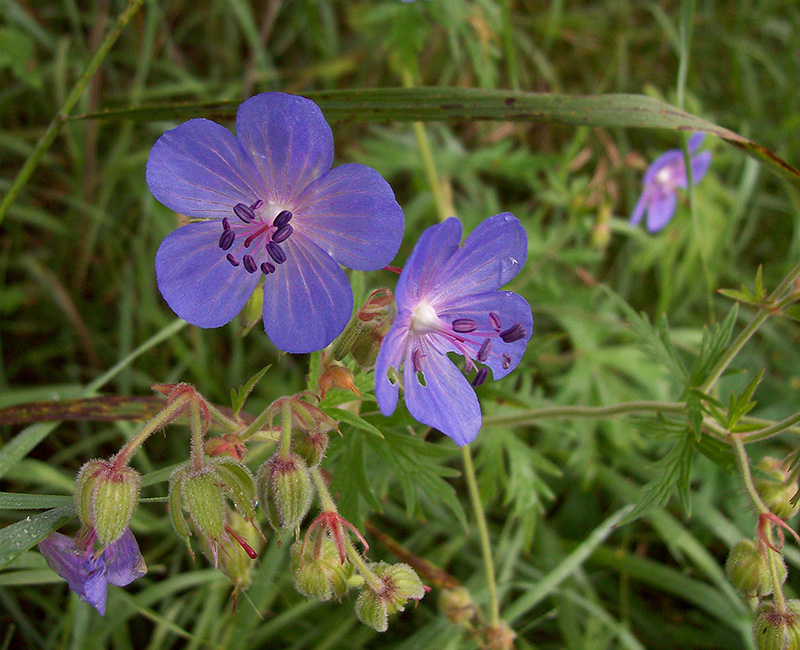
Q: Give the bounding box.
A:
[147,92,404,354]
[39,527,146,615]
[375,213,532,446]
[630,132,712,233]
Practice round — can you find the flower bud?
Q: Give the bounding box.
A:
[291,430,329,468]
[291,538,351,602]
[200,509,261,592]
[726,539,785,596]
[486,621,517,650]
[169,466,226,547]
[75,459,141,547]
[257,453,312,531]
[754,600,800,650]
[755,457,799,519]
[332,289,396,369]
[354,562,425,632]
[439,586,476,625]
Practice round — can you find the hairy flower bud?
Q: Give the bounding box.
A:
[177,469,226,543]
[754,600,800,650]
[257,453,312,531]
[291,430,329,468]
[755,457,799,520]
[726,539,785,596]
[291,538,351,602]
[75,459,141,547]
[200,509,261,592]
[354,562,426,632]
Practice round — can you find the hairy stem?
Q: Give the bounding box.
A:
[112,395,189,468]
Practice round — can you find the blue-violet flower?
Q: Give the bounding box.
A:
[39,527,146,615]
[147,92,404,353]
[630,132,712,232]
[375,213,532,445]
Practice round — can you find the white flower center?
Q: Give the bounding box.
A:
[655,167,674,185]
[410,302,441,335]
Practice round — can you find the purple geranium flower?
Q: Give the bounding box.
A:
[630,132,712,232]
[375,213,532,446]
[147,92,404,354]
[39,527,146,615]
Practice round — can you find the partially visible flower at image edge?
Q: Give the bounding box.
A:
[147,92,404,354]
[630,132,712,233]
[375,213,532,446]
[38,527,146,615]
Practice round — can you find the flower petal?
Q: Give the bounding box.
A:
[439,290,533,380]
[146,119,262,219]
[261,234,353,353]
[642,150,683,184]
[103,528,147,587]
[630,188,649,225]
[690,151,712,184]
[39,533,108,615]
[374,319,411,417]
[155,221,261,328]
[431,212,527,304]
[396,218,462,310]
[687,132,705,153]
[646,192,678,232]
[293,163,404,270]
[236,93,334,205]
[403,336,481,445]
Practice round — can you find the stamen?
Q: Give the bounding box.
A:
[267,241,286,264]
[222,217,231,231]
[272,224,293,243]
[477,338,492,362]
[502,353,511,370]
[244,223,271,248]
[273,210,293,228]
[499,323,526,343]
[452,318,477,333]
[218,230,235,250]
[261,261,275,274]
[412,348,424,372]
[233,203,255,223]
[250,199,263,211]
[489,312,502,332]
[226,253,239,267]
[242,254,257,273]
[471,367,489,387]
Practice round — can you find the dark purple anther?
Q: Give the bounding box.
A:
[471,367,489,387]
[267,241,286,264]
[272,225,293,243]
[499,323,525,343]
[273,210,292,228]
[412,348,424,372]
[261,261,275,274]
[489,312,502,332]
[242,254,257,273]
[452,318,477,333]
[502,353,511,370]
[218,229,235,250]
[477,338,492,362]
[250,199,263,211]
[226,253,239,267]
[233,203,255,223]
[222,217,231,231]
